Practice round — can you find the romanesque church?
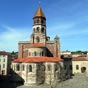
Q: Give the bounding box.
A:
[12,7,63,84]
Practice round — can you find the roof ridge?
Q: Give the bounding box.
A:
[12,57,63,63]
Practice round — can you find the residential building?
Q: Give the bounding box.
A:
[0,51,11,75]
[62,56,88,75]
[72,57,88,74]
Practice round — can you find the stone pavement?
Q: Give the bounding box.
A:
[56,73,88,88]
[17,73,88,88]
[17,83,51,88]
[1,73,88,88]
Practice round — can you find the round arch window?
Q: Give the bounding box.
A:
[41,20,43,24]
[16,64,20,71]
[41,27,45,33]
[36,27,40,32]
[36,36,40,42]
[81,67,86,73]
[37,19,39,23]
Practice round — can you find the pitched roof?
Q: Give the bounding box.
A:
[72,57,88,61]
[34,7,45,18]
[12,57,63,63]
[0,51,11,56]
[30,43,45,48]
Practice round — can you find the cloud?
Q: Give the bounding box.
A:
[60,29,88,37]
[0,22,88,52]
[47,22,75,36]
[47,20,88,39]
[0,25,31,52]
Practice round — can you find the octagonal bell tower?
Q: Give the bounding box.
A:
[30,7,46,45]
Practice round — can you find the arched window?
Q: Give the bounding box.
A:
[29,52,31,56]
[55,64,58,72]
[37,19,39,23]
[41,51,43,56]
[41,20,44,24]
[41,27,45,33]
[76,65,79,70]
[36,36,40,42]
[81,67,86,73]
[22,65,25,71]
[34,52,36,56]
[29,65,32,72]
[17,64,20,71]
[36,27,39,32]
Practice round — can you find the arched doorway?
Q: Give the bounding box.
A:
[81,67,86,73]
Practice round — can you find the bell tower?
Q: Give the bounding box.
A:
[30,7,46,45]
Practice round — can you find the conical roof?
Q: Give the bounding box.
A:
[34,7,46,18]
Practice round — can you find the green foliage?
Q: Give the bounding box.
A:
[71,50,87,54]
[11,51,18,55]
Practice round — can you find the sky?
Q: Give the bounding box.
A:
[0,0,88,52]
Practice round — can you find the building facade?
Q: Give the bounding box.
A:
[18,7,60,58]
[62,55,88,75]
[0,51,11,75]
[72,57,88,74]
[12,7,63,85]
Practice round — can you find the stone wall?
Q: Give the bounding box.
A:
[72,61,88,74]
[11,62,63,85]
[18,42,31,58]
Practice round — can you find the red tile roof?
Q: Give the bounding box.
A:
[12,57,63,63]
[72,57,88,61]
[30,43,45,48]
[0,51,11,56]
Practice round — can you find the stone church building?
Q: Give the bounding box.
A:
[12,7,63,85]
[18,7,60,58]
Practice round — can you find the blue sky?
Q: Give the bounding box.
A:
[0,0,88,52]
